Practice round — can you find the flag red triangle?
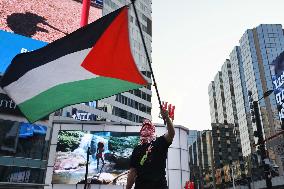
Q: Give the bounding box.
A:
[81,7,147,86]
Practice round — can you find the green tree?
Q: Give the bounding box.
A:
[56,131,85,152]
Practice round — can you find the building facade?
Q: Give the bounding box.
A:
[208,58,246,186]
[211,123,240,168]
[189,132,201,188]
[0,89,50,189]
[208,81,218,124]
[230,46,254,157]
[209,24,284,178]
[189,130,214,189]
[214,71,227,123]
[188,130,198,146]
[221,59,244,163]
[211,123,243,187]
[200,130,215,188]
[208,61,244,162]
[239,24,284,173]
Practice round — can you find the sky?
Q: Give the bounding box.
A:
[151,0,284,130]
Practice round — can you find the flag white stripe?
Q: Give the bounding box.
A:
[4,48,97,104]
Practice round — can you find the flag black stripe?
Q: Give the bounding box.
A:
[1,7,126,87]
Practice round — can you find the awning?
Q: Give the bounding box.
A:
[19,123,47,138]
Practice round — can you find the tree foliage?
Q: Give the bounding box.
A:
[56,131,84,152]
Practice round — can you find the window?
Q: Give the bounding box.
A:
[0,120,48,160]
[0,166,45,184]
[0,120,19,154]
[146,94,151,102]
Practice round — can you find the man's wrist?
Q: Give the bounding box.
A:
[165,115,172,123]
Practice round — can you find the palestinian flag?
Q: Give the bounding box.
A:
[0,6,148,123]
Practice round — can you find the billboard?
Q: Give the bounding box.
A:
[0,0,103,74]
[52,131,140,185]
[272,51,284,120]
[0,30,47,74]
[0,0,102,43]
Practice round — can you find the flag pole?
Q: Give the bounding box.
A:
[130,0,166,124]
[84,146,90,189]
[81,2,91,188]
[80,0,91,27]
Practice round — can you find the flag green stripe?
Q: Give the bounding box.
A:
[18,77,143,123]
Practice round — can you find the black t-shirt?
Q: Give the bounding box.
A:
[130,136,171,189]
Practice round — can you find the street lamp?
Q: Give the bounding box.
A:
[257,90,274,102]
[248,89,274,189]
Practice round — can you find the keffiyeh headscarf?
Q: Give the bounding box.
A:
[140,119,156,144]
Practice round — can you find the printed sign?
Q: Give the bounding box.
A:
[0,93,22,116]
[93,0,103,8]
[52,131,140,185]
[0,30,47,74]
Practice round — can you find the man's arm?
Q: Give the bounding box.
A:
[162,109,175,143]
[126,168,137,189]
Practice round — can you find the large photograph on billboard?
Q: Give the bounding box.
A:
[0,0,102,42]
[0,0,102,74]
[52,131,140,185]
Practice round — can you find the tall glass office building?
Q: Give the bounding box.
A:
[210,24,284,174]
[208,60,244,176]
[239,24,284,173]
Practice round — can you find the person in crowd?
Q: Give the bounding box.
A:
[96,141,105,169]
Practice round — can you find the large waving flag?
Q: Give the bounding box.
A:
[0,6,148,123]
